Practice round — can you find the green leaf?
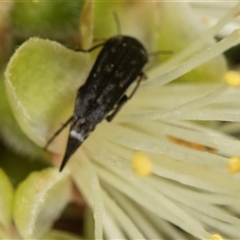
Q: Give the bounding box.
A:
[0,71,45,158]
[13,168,71,239]
[11,1,85,43]
[5,38,90,147]
[0,1,13,66]
[79,1,94,49]
[0,168,13,232]
[0,144,49,187]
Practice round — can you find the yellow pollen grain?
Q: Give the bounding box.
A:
[132,152,152,177]
[227,157,240,174]
[206,234,223,240]
[223,71,240,87]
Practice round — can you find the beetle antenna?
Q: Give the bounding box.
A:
[113,11,121,35]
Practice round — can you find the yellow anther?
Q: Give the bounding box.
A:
[223,71,240,87]
[227,157,240,174]
[206,234,223,240]
[167,135,217,153]
[132,152,152,177]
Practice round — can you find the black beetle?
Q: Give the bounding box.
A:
[45,34,148,171]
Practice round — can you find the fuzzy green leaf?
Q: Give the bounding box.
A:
[0,71,45,158]
[0,168,13,232]
[5,38,90,147]
[13,168,71,239]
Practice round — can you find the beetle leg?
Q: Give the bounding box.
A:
[128,72,147,98]
[44,116,73,150]
[106,72,146,122]
[75,42,105,53]
[106,95,128,122]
